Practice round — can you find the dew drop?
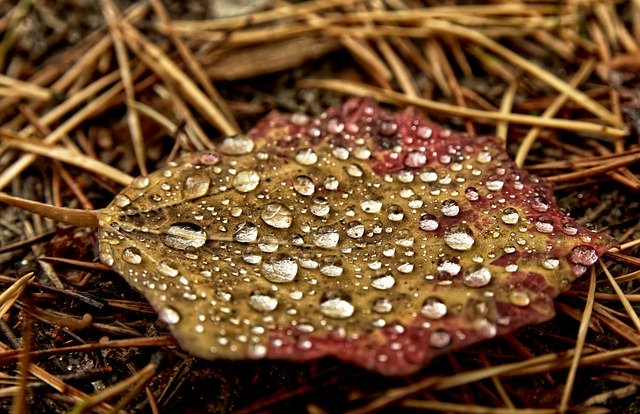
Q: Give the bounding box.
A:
[387,204,404,221]
[262,255,298,283]
[310,197,330,217]
[258,235,279,253]
[158,261,179,277]
[441,199,460,217]
[159,306,181,325]
[345,164,364,177]
[534,215,554,233]
[122,247,142,264]
[233,170,260,193]
[419,169,438,183]
[542,257,560,269]
[361,198,383,213]
[569,245,599,266]
[324,176,339,190]
[114,194,131,208]
[249,292,278,312]
[531,195,549,212]
[372,297,393,313]
[320,256,344,277]
[163,223,207,250]
[261,203,293,229]
[501,207,520,225]
[463,266,492,287]
[485,178,504,191]
[314,226,340,249]
[421,297,447,319]
[293,175,315,196]
[332,146,349,160]
[509,290,531,307]
[183,173,211,198]
[131,176,149,189]
[437,256,461,275]
[444,225,475,251]
[320,292,355,319]
[464,187,479,201]
[372,275,395,290]
[429,329,451,348]
[419,213,439,231]
[295,148,318,165]
[233,221,258,243]
[346,221,365,238]
[219,135,254,155]
[404,150,428,168]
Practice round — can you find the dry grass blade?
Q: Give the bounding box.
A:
[0,273,33,319]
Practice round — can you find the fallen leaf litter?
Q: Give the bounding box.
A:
[3,98,615,375]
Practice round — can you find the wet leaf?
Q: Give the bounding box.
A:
[96,98,615,375]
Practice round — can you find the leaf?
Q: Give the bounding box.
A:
[96,98,615,375]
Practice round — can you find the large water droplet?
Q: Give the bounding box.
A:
[346,221,365,238]
[320,292,355,319]
[501,207,520,225]
[320,256,344,277]
[258,235,279,253]
[163,223,207,250]
[261,203,293,229]
[387,204,404,221]
[295,148,318,165]
[534,215,555,233]
[421,297,447,319]
[444,225,475,251]
[219,135,254,155]
[437,256,461,276]
[233,222,258,243]
[262,255,298,283]
[531,195,549,212]
[131,176,149,189]
[419,213,439,231]
[182,173,211,198]
[314,226,340,249]
[310,197,330,217]
[441,199,460,217]
[372,274,395,290]
[361,198,383,213]
[159,306,181,324]
[122,246,142,264]
[293,175,315,196]
[249,292,278,312]
[463,266,492,287]
[114,194,131,208]
[569,245,599,266]
[233,170,260,193]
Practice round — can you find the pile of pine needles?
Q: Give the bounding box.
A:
[0,0,640,412]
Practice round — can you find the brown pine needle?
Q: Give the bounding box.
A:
[0,192,98,228]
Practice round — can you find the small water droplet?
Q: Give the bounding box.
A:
[361,198,383,213]
[509,290,531,307]
[531,195,549,212]
[114,194,131,208]
[258,235,279,253]
[437,256,461,276]
[324,176,339,190]
[419,169,438,183]
[219,135,254,155]
[122,247,142,264]
[501,207,520,225]
[441,199,460,217]
[421,297,447,319]
[464,187,479,201]
[310,197,330,216]
[419,213,439,231]
[332,146,350,160]
[345,163,364,177]
[477,151,492,164]
[262,255,298,283]
[542,257,560,269]
[233,170,260,193]
[314,226,340,249]
[444,225,475,251]
[158,261,179,277]
[249,292,278,312]
[261,203,293,229]
[320,291,355,319]
[485,178,504,191]
[183,173,211,198]
[159,306,181,324]
[372,297,393,313]
[463,266,492,287]
[535,215,554,233]
[372,274,395,290]
[233,222,258,243]
[295,148,318,165]
[293,175,315,196]
[353,146,371,159]
[320,256,344,277]
[404,150,428,168]
[163,223,207,250]
[346,221,365,238]
[569,245,598,266]
[429,329,451,348]
[387,204,404,221]
[131,176,149,189]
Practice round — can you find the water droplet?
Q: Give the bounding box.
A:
[535,215,554,233]
[295,148,318,165]
[345,163,363,177]
[353,146,371,159]
[419,169,438,183]
[437,256,461,275]
[346,221,365,238]
[372,274,395,290]
[444,225,475,251]
[131,176,149,189]
[324,176,339,190]
[247,344,267,359]
[419,213,439,231]
[509,290,531,307]
[485,178,504,191]
[477,150,492,164]
[262,255,298,283]
[569,245,598,266]
[114,194,131,208]
[562,222,578,235]
[361,198,383,213]
[310,197,330,216]
[258,235,279,253]
[332,146,350,160]
[372,297,393,313]
[233,170,260,193]
[122,247,142,264]
[314,226,340,248]
[463,266,492,287]
[233,222,258,243]
[397,170,414,183]
[320,292,355,319]
[542,257,560,269]
[293,175,315,196]
[261,203,293,229]
[378,120,398,136]
[159,306,180,324]
[219,135,254,155]
[183,173,210,198]
[430,329,451,348]
[531,195,549,212]
[320,256,344,277]
[441,199,459,217]
[158,261,179,277]
[501,207,520,225]
[387,204,404,221]
[397,262,414,273]
[464,187,479,201]
[163,223,207,250]
[404,150,427,168]
[421,297,447,319]
[249,292,278,312]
